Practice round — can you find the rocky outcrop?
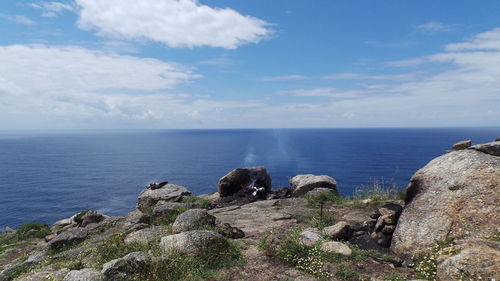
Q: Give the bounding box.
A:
[289,174,338,196]
[63,268,104,281]
[470,140,500,156]
[391,142,500,257]
[436,239,500,280]
[152,201,194,217]
[46,228,88,250]
[218,166,272,197]
[136,184,191,212]
[160,230,227,255]
[171,209,216,233]
[215,223,245,239]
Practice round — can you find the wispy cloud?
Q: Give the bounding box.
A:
[278,87,374,99]
[75,0,273,49]
[28,1,75,18]
[0,14,35,25]
[199,55,235,67]
[261,75,307,81]
[323,72,418,81]
[415,21,457,33]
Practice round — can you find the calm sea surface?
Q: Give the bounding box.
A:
[0,128,498,229]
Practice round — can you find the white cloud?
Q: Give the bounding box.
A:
[75,0,272,49]
[0,14,35,25]
[29,1,75,17]
[261,75,307,81]
[323,73,418,81]
[446,28,500,51]
[415,21,456,33]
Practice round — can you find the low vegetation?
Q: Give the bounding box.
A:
[259,227,402,281]
[353,179,406,203]
[413,238,460,281]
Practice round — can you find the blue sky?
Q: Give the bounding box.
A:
[0,0,499,129]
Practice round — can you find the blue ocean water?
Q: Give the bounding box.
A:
[0,128,498,229]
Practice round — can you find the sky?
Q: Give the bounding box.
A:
[0,0,499,129]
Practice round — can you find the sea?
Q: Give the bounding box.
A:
[0,127,498,229]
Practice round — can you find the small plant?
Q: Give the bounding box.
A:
[67,259,85,270]
[353,179,404,203]
[381,273,406,281]
[199,199,211,209]
[414,238,460,281]
[182,196,198,203]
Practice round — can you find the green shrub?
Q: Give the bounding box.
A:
[181,196,198,203]
[93,233,149,266]
[335,265,365,281]
[199,199,211,209]
[381,273,406,281]
[16,222,51,239]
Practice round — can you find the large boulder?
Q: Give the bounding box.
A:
[391,142,500,257]
[101,252,148,281]
[436,240,500,280]
[171,209,216,233]
[63,268,104,281]
[218,166,272,197]
[137,184,191,212]
[160,230,227,256]
[46,228,88,250]
[289,174,338,196]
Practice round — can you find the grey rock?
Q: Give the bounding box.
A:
[63,268,104,281]
[306,187,337,197]
[391,148,500,257]
[171,209,216,233]
[320,241,352,256]
[4,226,15,234]
[137,184,191,212]
[152,201,194,217]
[124,226,164,244]
[160,230,227,256]
[101,252,148,281]
[218,166,272,197]
[78,210,105,227]
[216,223,245,239]
[322,221,351,240]
[299,227,324,246]
[470,141,500,157]
[436,240,500,280]
[452,139,472,150]
[14,267,69,281]
[46,228,88,250]
[290,174,338,196]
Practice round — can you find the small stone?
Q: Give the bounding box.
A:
[322,221,351,240]
[452,139,472,150]
[4,226,15,234]
[353,231,365,236]
[320,241,352,256]
[216,223,245,239]
[381,214,396,225]
[63,268,104,281]
[299,228,324,246]
[45,233,57,242]
[374,217,385,232]
[381,225,396,235]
